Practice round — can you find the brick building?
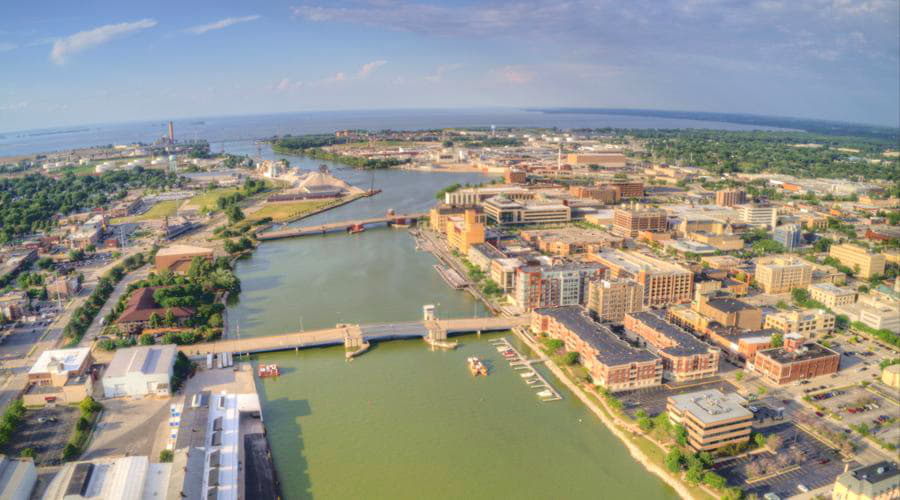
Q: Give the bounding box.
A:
[624,312,720,382]
[753,334,840,385]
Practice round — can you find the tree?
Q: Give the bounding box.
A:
[164,308,176,327]
[770,333,784,348]
[753,432,767,448]
[674,425,688,447]
[766,433,783,452]
[638,415,653,432]
[685,464,703,485]
[68,249,85,261]
[79,396,101,414]
[85,244,96,253]
[226,205,244,225]
[139,333,155,345]
[563,351,579,365]
[665,448,684,473]
[159,449,174,462]
[148,312,162,329]
[702,471,726,490]
[735,371,744,381]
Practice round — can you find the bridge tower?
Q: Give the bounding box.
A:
[423,304,436,321]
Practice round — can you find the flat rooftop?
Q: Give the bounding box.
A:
[105,345,176,378]
[757,342,839,364]
[535,306,658,366]
[592,249,690,275]
[628,311,713,356]
[29,348,90,375]
[706,298,755,313]
[669,389,752,425]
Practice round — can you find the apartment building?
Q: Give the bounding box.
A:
[612,207,668,238]
[519,227,624,256]
[754,257,812,294]
[667,390,752,452]
[490,257,522,292]
[590,250,693,307]
[428,204,486,235]
[586,278,644,322]
[483,196,571,225]
[531,307,662,392]
[446,209,485,254]
[829,243,886,279]
[808,283,856,308]
[753,334,840,385]
[715,189,747,207]
[736,203,777,228]
[696,294,763,331]
[764,309,836,338]
[514,262,605,311]
[624,312,720,382]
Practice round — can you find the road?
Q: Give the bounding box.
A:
[78,264,151,347]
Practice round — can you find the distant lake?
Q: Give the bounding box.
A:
[0,108,790,157]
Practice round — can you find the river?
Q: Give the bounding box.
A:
[226,147,678,499]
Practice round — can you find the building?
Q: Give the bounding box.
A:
[0,455,36,500]
[490,257,522,292]
[46,277,80,301]
[566,152,627,168]
[444,185,532,205]
[531,307,662,391]
[829,243,886,279]
[446,209,485,254]
[41,456,172,500]
[773,224,803,251]
[24,348,93,406]
[832,461,899,500]
[696,294,763,331]
[800,213,829,230]
[624,312,720,382]
[764,309,836,338]
[808,283,856,308]
[569,185,619,204]
[154,244,215,274]
[514,263,605,311]
[883,365,900,390]
[519,227,624,256]
[116,287,195,334]
[102,345,177,398]
[834,300,900,334]
[612,207,668,238]
[754,257,812,294]
[667,390,752,452]
[687,231,744,252]
[736,203,777,228]
[0,291,28,321]
[428,204,486,235]
[504,168,527,184]
[586,278,643,322]
[715,189,747,207]
[700,255,744,271]
[753,334,840,385]
[590,250,693,307]
[605,181,644,198]
[483,197,571,225]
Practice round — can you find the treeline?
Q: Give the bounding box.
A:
[302,148,410,169]
[272,134,352,151]
[0,168,184,242]
[625,129,899,181]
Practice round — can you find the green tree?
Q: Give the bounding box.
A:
[148,312,162,329]
[159,449,174,462]
[563,352,579,365]
[139,333,156,345]
[665,448,684,473]
[226,205,245,225]
[771,333,784,348]
[674,425,688,447]
[164,308,176,327]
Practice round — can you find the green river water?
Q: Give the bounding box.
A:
[227,154,678,499]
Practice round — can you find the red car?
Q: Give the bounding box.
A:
[815,411,825,417]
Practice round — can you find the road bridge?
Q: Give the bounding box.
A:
[257,211,427,241]
[178,315,528,358]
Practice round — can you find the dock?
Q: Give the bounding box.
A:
[489,337,562,402]
[433,264,468,289]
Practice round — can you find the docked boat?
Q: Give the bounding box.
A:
[467,357,488,376]
[520,371,536,378]
[258,364,281,378]
[536,390,553,398]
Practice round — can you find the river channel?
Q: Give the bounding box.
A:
[226,146,678,499]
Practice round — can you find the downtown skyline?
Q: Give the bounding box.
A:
[1,0,899,132]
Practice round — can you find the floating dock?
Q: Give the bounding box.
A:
[433,264,468,289]
[489,337,561,402]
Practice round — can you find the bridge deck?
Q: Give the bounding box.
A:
[179,316,528,358]
[258,212,427,240]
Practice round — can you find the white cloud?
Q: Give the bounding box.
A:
[0,42,17,52]
[357,60,387,78]
[425,63,462,82]
[186,15,262,35]
[50,19,157,64]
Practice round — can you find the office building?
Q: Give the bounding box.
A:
[764,309,836,338]
[612,207,668,238]
[606,181,644,198]
[155,244,214,274]
[590,250,693,307]
[773,224,803,251]
[587,278,644,323]
[24,348,93,407]
[514,263,605,311]
[753,334,840,385]
[808,283,856,308]
[444,185,532,205]
[569,185,619,204]
[566,152,627,168]
[490,258,523,292]
[103,345,177,398]
[520,227,624,256]
[667,390,752,452]
[736,203,777,228]
[715,189,747,207]
[531,307,662,392]
[428,204,486,235]
[624,312,720,381]
[483,197,571,225]
[833,301,900,334]
[754,257,812,294]
[446,209,485,254]
[504,168,527,184]
[829,244,886,279]
[833,461,899,500]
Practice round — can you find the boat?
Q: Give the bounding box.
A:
[258,364,281,378]
[348,224,365,234]
[467,357,488,376]
[520,371,536,378]
[537,390,553,398]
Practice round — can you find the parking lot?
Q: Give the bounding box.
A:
[618,377,738,418]
[716,421,852,499]
[809,385,899,446]
[2,405,79,465]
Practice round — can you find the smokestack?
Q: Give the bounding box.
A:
[168,121,174,143]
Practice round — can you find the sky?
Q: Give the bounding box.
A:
[1,0,898,132]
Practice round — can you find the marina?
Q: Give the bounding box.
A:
[490,337,562,402]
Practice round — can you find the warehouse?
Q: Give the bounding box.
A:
[102,345,176,398]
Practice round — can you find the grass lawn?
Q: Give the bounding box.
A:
[111,200,179,223]
[187,187,241,213]
[249,200,334,222]
[60,164,99,176]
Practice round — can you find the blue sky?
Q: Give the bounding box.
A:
[1,0,898,131]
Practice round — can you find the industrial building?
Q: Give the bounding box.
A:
[0,455,36,500]
[24,348,93,407]
[102,345,177,398]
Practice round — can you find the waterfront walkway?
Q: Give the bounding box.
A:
[257,211,427,240]
[179,316,528,358]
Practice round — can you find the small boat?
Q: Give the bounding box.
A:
[520,371,536,378]
[467,357,488,376]
[537,390,553,398]
[258,364,281,378]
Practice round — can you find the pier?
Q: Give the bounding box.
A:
[490,337,562,402]
[180,316,528,359]
[433,264,469,289]
[257,211,427,240]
